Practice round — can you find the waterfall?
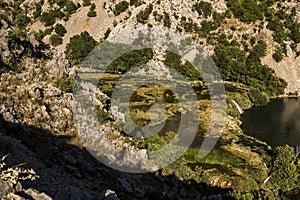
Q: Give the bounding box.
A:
[232,100,244,114]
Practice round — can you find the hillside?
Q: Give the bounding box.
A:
[0,0,300,199]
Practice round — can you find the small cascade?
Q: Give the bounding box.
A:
[232,100,244,114]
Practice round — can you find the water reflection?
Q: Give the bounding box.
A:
[241,98,300,147]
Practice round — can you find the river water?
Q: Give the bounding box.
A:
[241,97,300,148]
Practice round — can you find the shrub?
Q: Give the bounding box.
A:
[107,48,153,73]
[289,23,300,43]
[248,88,269,107]
[65,31,97,65]
[95,105,110,125]
[270,145,299,192]
[54,24,67,37]
[136,5,153,23]
[246,40,267,65]
[104,28,111,39]
[90,3,96,10]
[87,10,97,17]
[55,75,74,93]
[49,34,63,47]
[226,0,264,23]
[33,2,42,19]
[83,0,91,6]
[64,0,78,15]
[272,48,283,62]
[40,9,65,26]
[130,0,143,7]
[163,12,171,28]
[267,18,287,43]
[193,2,212,18]
[164,51,201,81]
[34,28,53,42]
[15,14,30,28]
[113,1,129,16]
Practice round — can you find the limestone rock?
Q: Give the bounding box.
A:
[24,188,52,200]
[0,179,15,197]
[46,51,70,79]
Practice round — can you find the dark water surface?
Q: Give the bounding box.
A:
[241,98,300,148]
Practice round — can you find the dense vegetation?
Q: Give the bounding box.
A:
[87,3,97,17]
[2,0,300,199]
[164,52,202,81]
[226,0,264,23]
[65,31,97,66]
[54,75,75,93]
[54,24,67,37]
[213,39,287,99]
[113,1,129,16]
[49,34,63,47]
[40,0,79,26]
[193,2,213,18]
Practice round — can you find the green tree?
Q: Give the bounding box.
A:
[54,24,67,37]
[55,75,74,93]
[49,34,63,47]
[40,9,65,26]
[272,48,283,62]
[193,2,212,18]
[65,31,97,65]
[87,10,97,17]
[64,0,78,15]
[15,13,30,28]
[130,0,143,7]
[82,0,91,6]
[113,1,129,16]
[226,0,264,23]
[271,145,299,192]
[136,5,153,23]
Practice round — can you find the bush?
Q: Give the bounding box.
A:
[33,2,42,19]
[40,9,65,26]
[113,1,129,16]
[267,18,287,43]
[87,10,97,17]
[90,3,96,10]
[55,75,74,93]
[130,0,143,7]
[246,40,267,65]
[163,12,171,28]
[226,0,264,23]
[65,31,97,65]
[15,14,30,28]
[213,43,286,96]
[270,145,299,192]
[104,28,111,39]
[82,0,91,6]
[54,24,67,37]
[272,48,283,62]
[193,2,212,18]
[289,23,300,43]
[95,105,110,125]
[107,48,153,73]
[164,51,201,81]
[49,34,63,47]
[136,5,153,23]
[34,28,53,42]
[64,0,78,15]
[248,88,269,107]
